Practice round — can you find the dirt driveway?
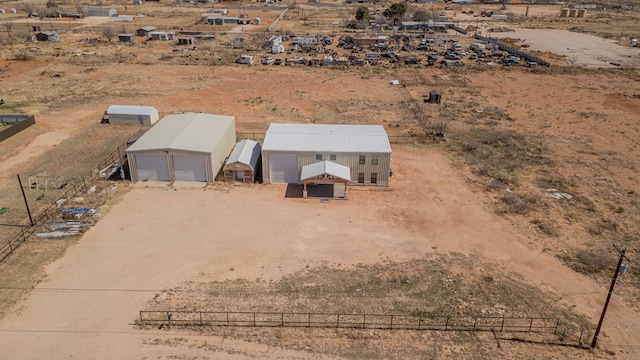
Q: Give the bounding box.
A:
[0,144,637,359]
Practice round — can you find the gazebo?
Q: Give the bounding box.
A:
[300,161,351,199]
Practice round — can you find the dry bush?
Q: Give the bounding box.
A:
[531,219,560,237]
[13,49,34,61]
[499,192,534,215]
[561,250,611,275]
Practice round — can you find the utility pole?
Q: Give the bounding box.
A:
[17,174,35,227]
[591,244,630,348]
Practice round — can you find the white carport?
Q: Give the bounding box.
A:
[301,160,351,199]
[126,113,236,183]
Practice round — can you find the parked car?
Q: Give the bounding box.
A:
[469,53,478,60]
[274,58,283,65]
[405,56,421,65]
[261,57,274,65]
[502,57,520,65]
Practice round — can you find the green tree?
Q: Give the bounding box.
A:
[355,5,370,22]
[383,2,407,26]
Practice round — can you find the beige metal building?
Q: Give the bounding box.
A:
[262,124,392,186]
[224,139,261,183]
[126,113,236,182]
[106,105,159,126]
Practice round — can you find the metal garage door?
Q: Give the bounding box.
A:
[269,154,298,184]
[173,155,208,182]
[135,154,170,181]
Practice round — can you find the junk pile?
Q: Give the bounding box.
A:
[35,206,98,239]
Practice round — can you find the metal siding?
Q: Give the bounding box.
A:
[133,153,170,181]
[109,114,149,125]
[269,153,299,183]
[173,154,208,182]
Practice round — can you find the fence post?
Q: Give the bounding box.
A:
[390,315,393,330]
[362,314,366,329]
[529,318,534,332]
[200,311,203,326]
[445,317,449,331]
[226,312,229,326]
[254,313,256,326]
[308,313,311,328]
[500,317,505,332]
[473,317,477,331]
[281,313,284,327]
[139,311,143,324]
[579,328,584,347]
[336,314,340,328]
[554,318,559,333]
[167,312,172,327]
[418,318,421,330]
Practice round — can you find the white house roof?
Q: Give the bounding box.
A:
[107,105,157,116]
[262,124,391,153]
[127,113,235,153]
[226,139,261,169]
[301,161,351,181]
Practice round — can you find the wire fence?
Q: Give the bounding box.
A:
[140,310,557,332]
[0,143,128,263]
[138,310,588,347]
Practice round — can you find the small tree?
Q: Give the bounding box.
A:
[355,6,370,22]
[75,4,88,18]
[22,1,37,17]
[3,21,14,38]
[383,2,407,26]
[102,26,116,42]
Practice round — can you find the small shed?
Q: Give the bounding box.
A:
[106,105,160,125]
[118,34,135,43]
[35,31,60,41]
[177,37,195,45]
[224,139,261,183]
[137,26,156,37]
[87,7,117,17]
[149,31,176,41]
[126,113,236,183]
[425,91,442,104]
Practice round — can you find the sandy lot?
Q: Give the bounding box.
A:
[495,29,640,67]
[0,145,637,358]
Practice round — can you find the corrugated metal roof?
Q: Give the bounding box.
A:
[262,124,391,153]
[226,139,261,168]
[301,161,351,181]
[107,105,157,116]
[126,113,235,153]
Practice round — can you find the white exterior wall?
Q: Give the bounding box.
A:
[262,151,390,185]
[209,119,237,180]
[108,108,159,125]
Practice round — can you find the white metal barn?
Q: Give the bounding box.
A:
[224,139,261,183]
[262,124,392,186]
[126,113,236,183]
[106,105,160,126]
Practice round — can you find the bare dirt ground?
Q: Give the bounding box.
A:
[1,2,640,358]
[495,28,640,68]
[0,146,631,359]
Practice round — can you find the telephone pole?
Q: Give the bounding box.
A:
[591,244,630,348]
[17,174,34,227]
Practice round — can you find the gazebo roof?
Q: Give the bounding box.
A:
[300,161,351,181]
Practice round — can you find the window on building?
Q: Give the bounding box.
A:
[371,173,378,184]
[358,155,366,165]
[371,155,379,165]
[358,173,365,184]
[330,154,337,161]
[316,154,323,161]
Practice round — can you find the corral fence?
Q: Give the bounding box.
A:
[139,310,557,332]
[139,310,588,347]
[237,133,419,144]
[0,142,128,263]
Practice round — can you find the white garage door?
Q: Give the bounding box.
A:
[269,153,298,184]
[135,154,170,181]
[173,155,208,182]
